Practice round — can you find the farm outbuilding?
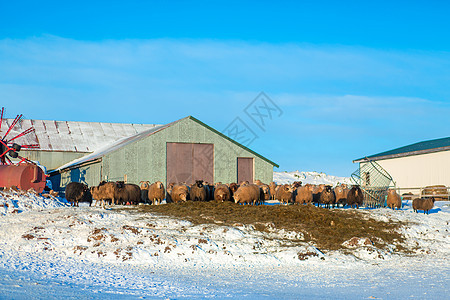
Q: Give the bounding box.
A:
[353,137,450,195]
[48,116,278,191]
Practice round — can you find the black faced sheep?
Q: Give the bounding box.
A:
[65,182,92,207]
[295,184,314,205]
[412,197,435,214]
[190,180,208,201]
[140,181,151,204]
[165,183,175,203]
[148,181,165,205]
[233,184,260,205]
[319,185,336,209]
[386,189,402,210]
[347,185,364,209]
[214,184,231,202]
[275,184,294,205]
[228,182,239,200]
[171,184,190,203]
[260,184,271,201]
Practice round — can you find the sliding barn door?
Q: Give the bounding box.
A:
[166,143,214,185]
[237,157,254,183]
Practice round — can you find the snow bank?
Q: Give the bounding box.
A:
[0,190,68,215]
[274,170,353,186]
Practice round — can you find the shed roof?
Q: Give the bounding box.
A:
[353,136,450,163]
[52,116,278,173]
[0,119,159,152]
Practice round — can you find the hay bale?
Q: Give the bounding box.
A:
[422,185,448,201]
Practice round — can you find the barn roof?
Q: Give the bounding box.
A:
[353,136,450,163]
[51,116,278,173]
[0,119,159,152]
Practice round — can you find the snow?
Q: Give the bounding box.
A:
[274,170,353,186]
[0,188,449,298]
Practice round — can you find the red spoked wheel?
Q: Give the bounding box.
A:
[0,107,40,165]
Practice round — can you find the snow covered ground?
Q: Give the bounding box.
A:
[0,188,449,299]
[273,170,353,186]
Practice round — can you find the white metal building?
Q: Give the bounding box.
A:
[353,137,450,192]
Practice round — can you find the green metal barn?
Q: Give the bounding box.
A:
[48,116,278,191]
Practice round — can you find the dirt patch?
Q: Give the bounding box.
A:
[136,201,408,252]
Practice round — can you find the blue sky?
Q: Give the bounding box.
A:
[1,1,450,177]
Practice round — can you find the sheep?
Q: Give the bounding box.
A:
[254,179,263,185]
[319,185,336,209]
[228,182,239,200]
[386,189,402,210]
[275,184,294,205]
[269,182,277,200]
[412,197,435,214]
[166,183,175,203]
[233,184,260,205]
[190,180,208,201]
[140,181,151,204]
[148,181,165,205]
[171,184,190,203]
[334,185,348,207]
[205,182,215,201]
[114,181,141,205]
[214,184,231,202]
[312,184,325,205]
[260,184,271,201]
[65,182,92,207]
[239,180,250,186]
[295,184,314,205]
[90,181,116,207]
[347,185,364,209]
[291,181,302,189]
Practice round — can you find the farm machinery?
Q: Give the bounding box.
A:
[0,107,46,193]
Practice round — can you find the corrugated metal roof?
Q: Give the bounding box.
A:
[354,137,450,163]
[0,119,160,152]
[54,122,175,172]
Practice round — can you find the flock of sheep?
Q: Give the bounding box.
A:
[64,179,435,214]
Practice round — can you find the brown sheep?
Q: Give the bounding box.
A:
[347,185,364,209]
[319,185,336,209]
[148,181,165,205]
[386,189,402,210]
[412,197,435,214]
[334,185,348,207]
[269,182,277,200]
[234,184,260,205]
[114,181,141,205]
[275,184,294,205]
[90,181,116,207]
[214,184,231,202]
[254,179,263,185]
[171,184,190,203]
[190,180,208,201]
[295,184,314,205]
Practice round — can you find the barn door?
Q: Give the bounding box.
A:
[237,157,254,183]
[166,143,214,185]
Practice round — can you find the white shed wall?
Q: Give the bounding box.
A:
[370,150,450,189]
